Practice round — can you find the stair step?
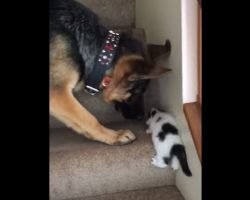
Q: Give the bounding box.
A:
[50,122,175,200]
[76,0,135,29]
[68,186,184,200]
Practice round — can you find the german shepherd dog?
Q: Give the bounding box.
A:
[50,0,169,145]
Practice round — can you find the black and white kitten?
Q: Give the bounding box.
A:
[146,108,192,177]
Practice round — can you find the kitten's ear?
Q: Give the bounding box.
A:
[128,66,171,81]
[151,108,157,117]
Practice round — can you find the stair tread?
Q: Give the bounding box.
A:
[69,186,184,200]
[50,122,175,200]
[76,0,135,29]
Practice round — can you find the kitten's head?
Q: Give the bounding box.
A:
[146,107,160,125]
[148,108,158,118]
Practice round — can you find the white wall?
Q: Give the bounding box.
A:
[136,0,183,114]
[136,1,201,200]
[182,0,198,103]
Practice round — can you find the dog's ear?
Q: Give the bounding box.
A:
[128,66,171,81]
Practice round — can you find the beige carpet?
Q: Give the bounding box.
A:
[50,122,175,199]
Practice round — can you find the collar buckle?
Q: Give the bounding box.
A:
[85,85,99,95]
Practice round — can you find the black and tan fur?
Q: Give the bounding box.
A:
[49,0,170,145]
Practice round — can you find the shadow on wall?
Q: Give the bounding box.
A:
[144,52,172,114]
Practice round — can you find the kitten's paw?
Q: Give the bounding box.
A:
[151,156,158,165]
[146,129,152,134]
[151,157,167,168]
[158,163,168,168]
[171,163,179,171]
[152,161,167,168]
[151,157,157,165]
[171,157,179,170]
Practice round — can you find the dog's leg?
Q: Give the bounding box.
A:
[50,89,136,145]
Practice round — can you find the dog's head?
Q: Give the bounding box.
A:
[102,55,170,119]
[113,79,149,119]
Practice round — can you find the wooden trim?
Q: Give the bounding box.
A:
[183,102,202,162]
[183,2,202,163]
[197,4,202,105]
[197,0,202,7]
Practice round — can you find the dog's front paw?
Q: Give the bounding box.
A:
[114,130,136,145]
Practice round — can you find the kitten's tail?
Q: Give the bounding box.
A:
[171,144,192,177]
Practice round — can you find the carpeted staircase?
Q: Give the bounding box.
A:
[50,0,185,199]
